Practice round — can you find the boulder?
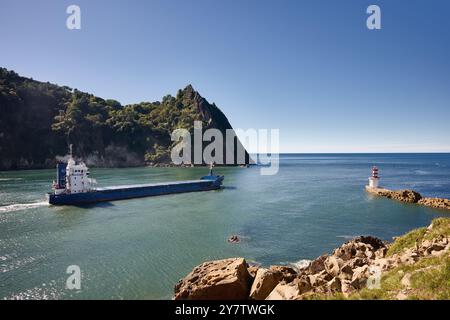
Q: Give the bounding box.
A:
[341,279,356,297]
[353,236,386,251]
[418,197,450,210]
[325,277,341,292]
[418,237,449,256]
[399,248,420,265]
[375,247,388,259]
[308,254,328,274]
[400,273,412,288]
[247,265,260,278]
[333,236,385,262]
[174,258,252,300]
[307,273,327,287]
[249,268,279,300]
[318,269,334,281]
[265,275,313,300]
[339,262,354,280]
[390,190,422,203]
[295,275,312,294]
[365,250,375,260]
[351,265,369,289]
[345,257,369,269]
[265,282,299,300]
[268,265,297,283]
[324,256,344,277]
[228,235,240,243]
[372,258,396,272]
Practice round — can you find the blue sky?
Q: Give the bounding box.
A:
[1,0,449,152]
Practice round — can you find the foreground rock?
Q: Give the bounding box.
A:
[249,268,280,300]
[174,218,450,300]
[174,258,252,300]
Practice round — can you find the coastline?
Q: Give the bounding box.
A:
[174,217,450,300]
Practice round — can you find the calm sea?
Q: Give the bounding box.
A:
[1,153,449,299]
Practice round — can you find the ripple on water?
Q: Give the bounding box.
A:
[0,252,46,274]
[2,280,62,300]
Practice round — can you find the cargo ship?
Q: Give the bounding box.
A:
[47,153,224,206]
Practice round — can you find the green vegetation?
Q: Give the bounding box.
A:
[387,217,450,257]
[0,68,248,170]
[351,254,450,300]
[386,227,427,257]
[423,217,450,241]
[308,217,450,300]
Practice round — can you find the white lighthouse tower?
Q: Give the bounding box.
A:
[368,166,380,189]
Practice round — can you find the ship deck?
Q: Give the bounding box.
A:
[95,179,211,191]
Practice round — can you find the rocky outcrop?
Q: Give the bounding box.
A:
[418,197,450,210]
[366,187,422,203]
[366,186,450,211]
[173,258,252,300]
[174,219,450,300]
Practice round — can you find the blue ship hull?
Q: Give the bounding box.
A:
[48,175,224,205]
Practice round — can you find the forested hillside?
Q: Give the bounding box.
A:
[0,68,249,170]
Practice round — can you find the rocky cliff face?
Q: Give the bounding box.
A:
[0,68,250,170]
[174,218,450,300]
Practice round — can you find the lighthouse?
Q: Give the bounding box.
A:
[368,166,380,189]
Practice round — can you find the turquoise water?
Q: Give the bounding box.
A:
[0,154,449,299]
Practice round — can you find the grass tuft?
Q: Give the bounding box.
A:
[386,227,426,257]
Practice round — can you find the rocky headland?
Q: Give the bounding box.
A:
[0,68,251,170]
[174,217,450,300]
[365,186,450,211]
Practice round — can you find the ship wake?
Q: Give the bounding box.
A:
[0,201,48,213]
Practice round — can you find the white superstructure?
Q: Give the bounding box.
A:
[65,157,95,193]
[52,145,97,195]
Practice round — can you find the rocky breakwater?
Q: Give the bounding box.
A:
[365,186,450,211]
[174,218,450,300]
